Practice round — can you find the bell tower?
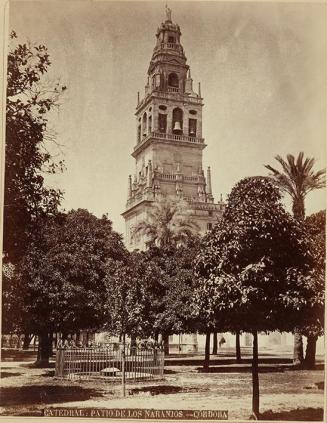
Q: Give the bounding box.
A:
[122,7,225,250]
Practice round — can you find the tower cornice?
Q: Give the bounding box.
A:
[136,90,203,115]
[132,131,206,158]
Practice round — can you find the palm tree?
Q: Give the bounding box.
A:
[265,153,325,220]
[265,152,325,366]
[131,198,200,249]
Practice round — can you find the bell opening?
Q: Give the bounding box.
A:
[173,120,183,134]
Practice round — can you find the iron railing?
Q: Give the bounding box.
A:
[55,343,164,382]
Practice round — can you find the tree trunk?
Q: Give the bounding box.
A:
[293,328,304,366]
[192,333,198,353]
[35,332,51,367]
[23,333,33,350]
[304,335,317,369]
[130,334,137,356]
[163,334,169,356]
[252,331,260,419]
[122,332,126,397]
[212,332,218,355]
[236,330,241,362]
[203,331,211,371]
[49,332,54,356]
[292,198,305,222]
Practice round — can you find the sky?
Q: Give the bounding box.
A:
[8,0,327,237]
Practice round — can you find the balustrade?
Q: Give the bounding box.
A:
[134,131,204,152]
[167,87,179,93]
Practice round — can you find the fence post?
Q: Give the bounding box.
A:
[55,348,65,377]
[122,334,126,397]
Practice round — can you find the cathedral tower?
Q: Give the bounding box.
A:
[122,7,224,250]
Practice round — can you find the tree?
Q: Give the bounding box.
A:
[194,177,313,418]
[4,31,66,264]
[131,198,200,249]
[152,240,201,337]
[265,153,325,365]
[103,252,161,340]
[15,209,126,366]
[131,198,200,352]
[129,240,201,355]
[301,210,325,369]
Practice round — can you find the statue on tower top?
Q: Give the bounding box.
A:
[165,4,172,22]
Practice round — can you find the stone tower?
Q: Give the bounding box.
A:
[122,8,224,250]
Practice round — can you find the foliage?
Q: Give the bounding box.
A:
[194,177,313,333]
[193,176,315,415]
[1,263,23,334]
[4,31,66,263]
[265,152,325,220]
[131,198,200,249]
[12,209,127,336]
[144,240,200,336]
[102,239,200,339]
[103,252,160,338]
[265,153,325,365]
[299,210,325,338]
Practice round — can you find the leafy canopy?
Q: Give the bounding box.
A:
[4,31,66,263]
[12,209,127,335]
[194,177,313,333]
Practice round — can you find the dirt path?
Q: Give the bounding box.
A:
[0,361,324,420]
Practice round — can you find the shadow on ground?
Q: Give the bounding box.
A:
[197,364,324,373]
[0,385,105,406]
[40,370,55,378]
[0,372,22,378]
[197,366,285,373]
[129,385,208,395]
[22,362,56,369]
[260,407,323,421]
[163,369,177,374]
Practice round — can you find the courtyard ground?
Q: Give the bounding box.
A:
[0,348,324,420]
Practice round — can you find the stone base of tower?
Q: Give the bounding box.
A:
[122,195,224,251]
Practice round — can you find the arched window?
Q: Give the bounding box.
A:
[189,118,197,136]
[142,112,147,137]
[158,113,167,133]
[168,73,179,88]
[172,108,183,134]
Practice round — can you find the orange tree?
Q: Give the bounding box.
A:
[300,210,325,369]
[3,32,66,349]
[193,177,313,418]
[103,240,201,353]
[14,209,127,366]
[102,251,163,342]
[4,32,66,265]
